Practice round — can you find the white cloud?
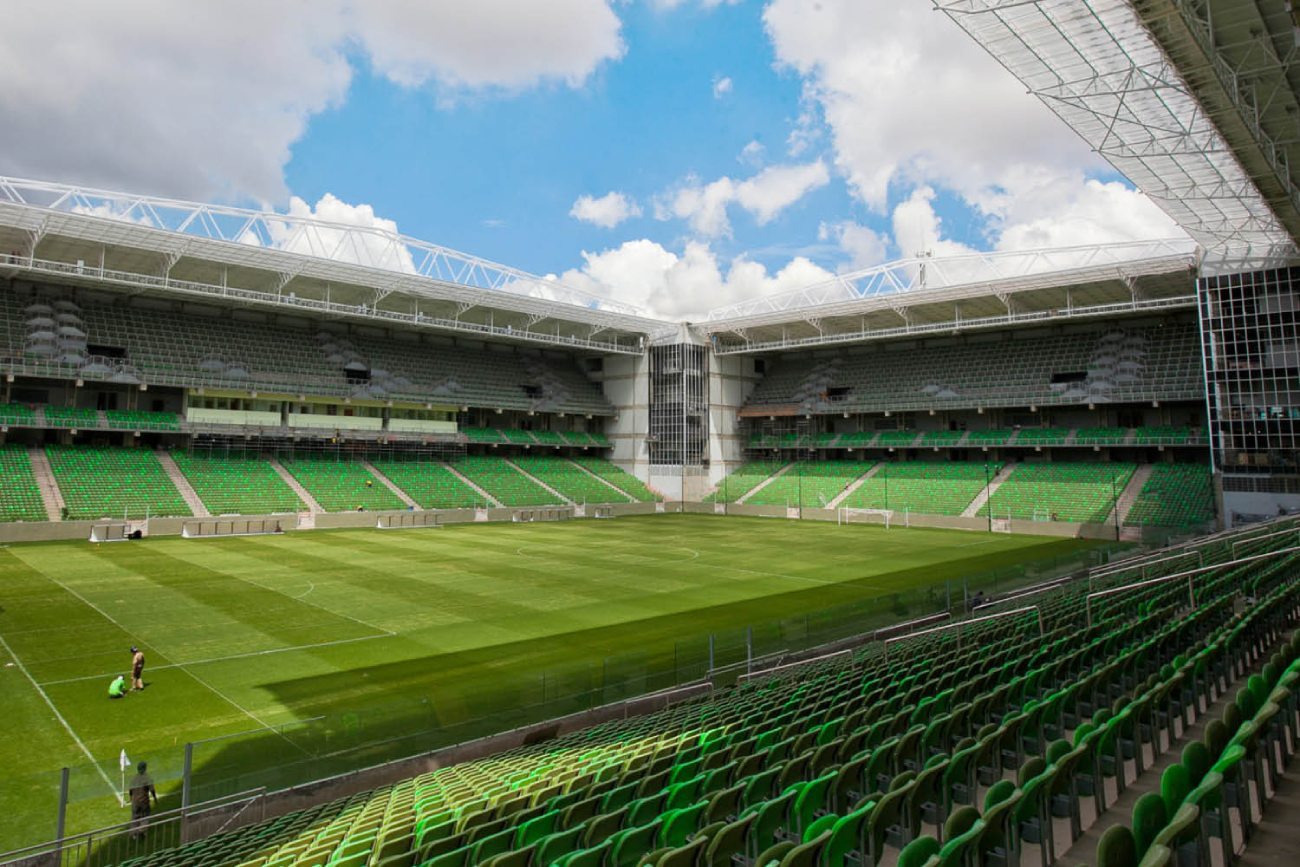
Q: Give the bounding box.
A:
[739,140,766,167]
[764,0,1094,212]
[554,239,836,319]
[569,191,643,229]
[346,0,624,91]
[763,0,1187,262]
[735,161,831,224]
[656,160,830,237]
[264,193,419,274]
[818,220,887,271]
[0,0,624,202]
[712,76,734,99]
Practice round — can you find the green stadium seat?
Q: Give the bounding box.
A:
[0,444,47,521]
[172,452,304,515]
[46,445,191,519]
[282,458,405,512]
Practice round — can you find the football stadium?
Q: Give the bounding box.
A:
[4,2,1300,867]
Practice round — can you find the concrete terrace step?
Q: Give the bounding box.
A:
[27,447,65,521]
[736,463,793,504]
[362,461,419,509]
[505,459,573,505]
[155,451,211,517]
[567,460,635,503]
[1108,463,1153,527]
[961,462,1017,518]
[443,462,502,508]
[826,463,883,509]
[267,458,325,515]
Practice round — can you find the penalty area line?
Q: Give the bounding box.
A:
[38,633,393,687]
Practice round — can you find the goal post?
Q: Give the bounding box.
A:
[88,522,130,543]
[837,507,893,529]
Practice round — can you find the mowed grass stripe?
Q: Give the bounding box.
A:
[88,543,387,651]
[0,515,1101,852]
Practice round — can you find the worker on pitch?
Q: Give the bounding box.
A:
[131,646,146,691]
[108,647,147,697]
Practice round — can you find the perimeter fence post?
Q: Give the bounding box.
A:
[56,766,69,851]
[182,742,193,812]
[745,627,753,676]
[708,634,715,676]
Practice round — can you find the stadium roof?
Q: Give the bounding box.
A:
[0,179,1212,358]
[936,0,1300,272]
[701,238,1200,353]
[0,177,671,355]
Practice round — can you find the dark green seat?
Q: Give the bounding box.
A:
[821,800,873,867]
[896,835,939,867]
[1095,824,1137,867]
[1130,793,1166,860]
[660,802,708,849]
[702,814,753,867]
[1159,764,1189,822]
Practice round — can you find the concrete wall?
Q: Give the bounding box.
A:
[0,502,679,544]
[599,353,652,487]
[707,353,760,488]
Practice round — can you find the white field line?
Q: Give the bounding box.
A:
[38,633,392,687]
[0,633,124,805]
[21,561,306,751]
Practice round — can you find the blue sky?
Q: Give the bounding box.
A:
[0,0,1182,318]
[285,1,853,276]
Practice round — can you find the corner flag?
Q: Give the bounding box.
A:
[119,749,130,807]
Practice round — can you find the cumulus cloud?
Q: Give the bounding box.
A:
[656,160,830,237]
[554,239,835,319]
[251,193,418,274]
[763,0,1185,255]
[346,0,624,91]
[712,76,734,99]
[818,221,888,271]
[569,191,643,229]
[0,0,624,202]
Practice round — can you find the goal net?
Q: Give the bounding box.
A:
[837,507,893,529]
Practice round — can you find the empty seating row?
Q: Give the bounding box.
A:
[841,462,998,516]
[748,427,1204,450]
[371,461,489,510]
[0,291,613,415]
[572,459,660,503]
[512,457,631,504]
[281,458,406,513]
[173,453,305,515]
[1124,464,1215,529]
[703,462,787,503]
[111,518,1300,867]
[745,323,1204,414]
[455,456,564,507]
[746,461,876,509]
[45,445,191,519]
[0,444,46,521]
[979,462,1135,524]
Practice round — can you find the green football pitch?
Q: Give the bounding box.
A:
[0,514,1101,852]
